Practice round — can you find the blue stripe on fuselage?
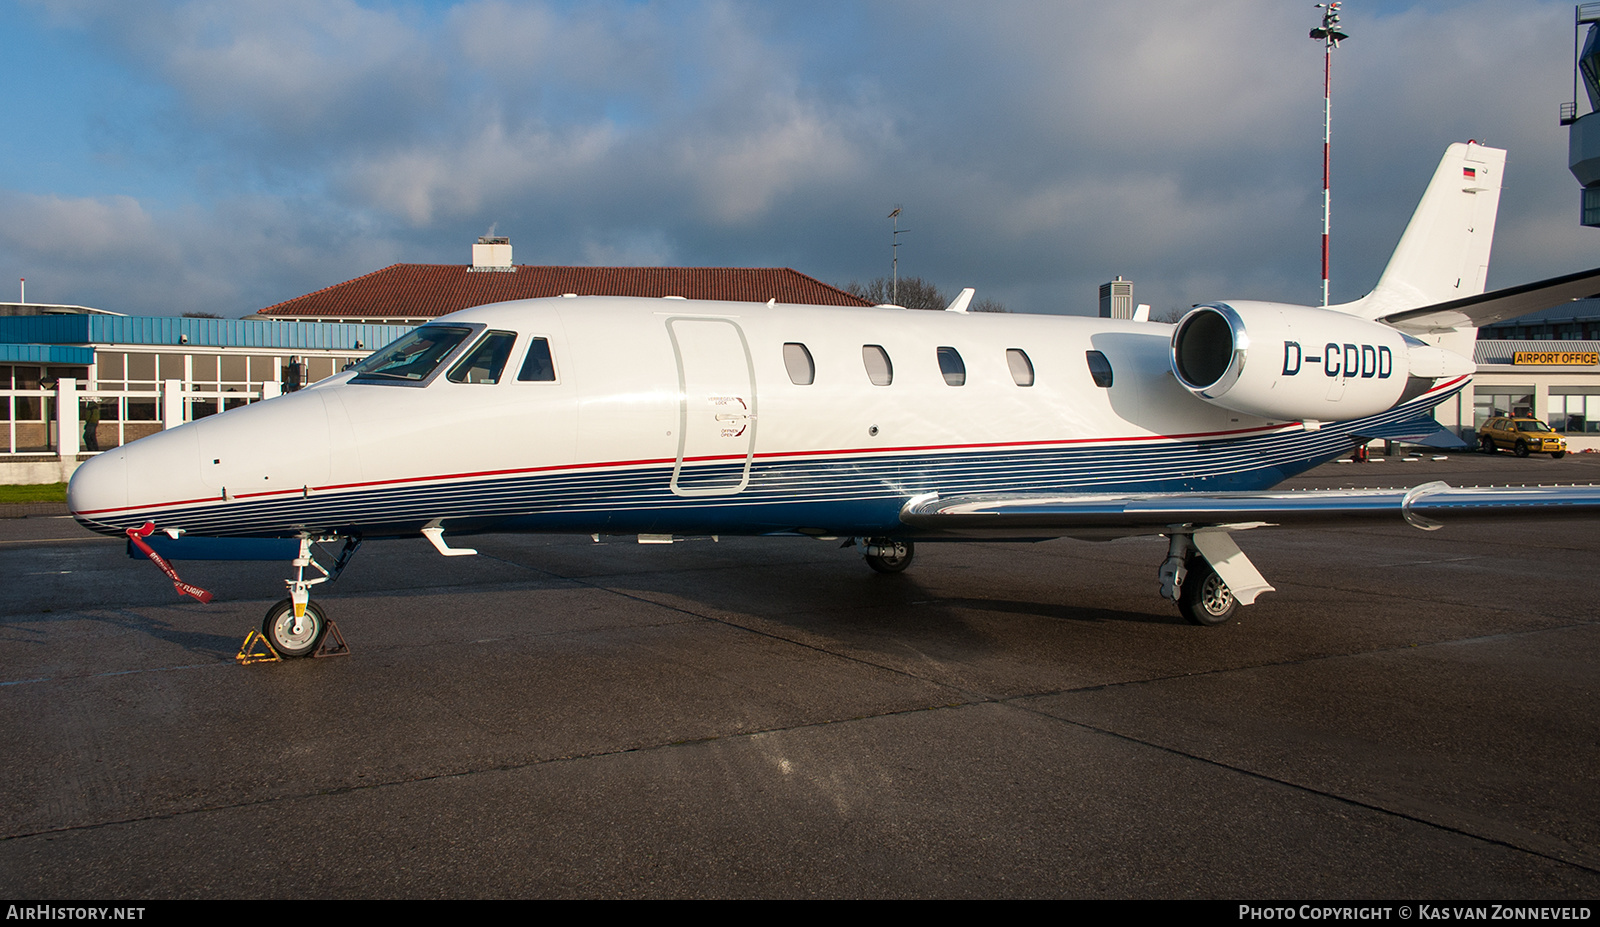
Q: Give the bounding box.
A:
[74,384,1461,540]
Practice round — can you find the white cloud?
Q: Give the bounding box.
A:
[671,97,870,224]
[0,193,175,265]
[449,0,670,100]
[163,0,435,126]
[0,190,400,315]
[334,1,882,230]
[578,230,677,267]
[347,120,618,226]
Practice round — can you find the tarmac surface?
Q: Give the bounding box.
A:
[2,452,1598,898]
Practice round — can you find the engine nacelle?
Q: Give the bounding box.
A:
[1170,301,1463,422]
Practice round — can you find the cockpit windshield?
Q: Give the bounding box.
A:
[350,326,474,382]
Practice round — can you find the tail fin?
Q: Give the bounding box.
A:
[1344,142,1505,320]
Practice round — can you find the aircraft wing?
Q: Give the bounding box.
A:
[899,482,1600,540]
[1377,266,1600,335]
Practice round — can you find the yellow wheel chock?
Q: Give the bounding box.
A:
[237,629,281,664]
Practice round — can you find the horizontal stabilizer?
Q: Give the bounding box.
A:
[1377,265,1600,335]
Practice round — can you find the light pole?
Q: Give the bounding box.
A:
[1310,3,1348,307]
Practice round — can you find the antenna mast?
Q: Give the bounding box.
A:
[888,207,906,305]
[1310,3,1348,307]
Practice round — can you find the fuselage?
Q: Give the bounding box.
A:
[68,296,1467,541]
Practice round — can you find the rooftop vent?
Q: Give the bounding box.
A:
[470,236,515,272]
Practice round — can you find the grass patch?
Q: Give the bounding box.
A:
[0,483,68,504]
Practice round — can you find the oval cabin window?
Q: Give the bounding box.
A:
[1086,350,1113,388]
[783,343,815,385]
[862,345,893,385]
[937,346,966,386]
[1006,349,1035,387]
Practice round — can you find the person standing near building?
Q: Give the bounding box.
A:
[81,398,100,452]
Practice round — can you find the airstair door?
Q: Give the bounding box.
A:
[667,317,757,496]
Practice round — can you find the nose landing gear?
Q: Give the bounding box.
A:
[261,535,360,658]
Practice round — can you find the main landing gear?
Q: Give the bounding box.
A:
[1177,557,1236,626]
[849,530,1267,626]
[262,536,360,658]
[1158,530,1268,626]
[861,537,915,573]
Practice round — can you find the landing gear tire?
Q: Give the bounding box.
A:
[1179,559,1236,627]
[263,598,328,658]
[1480,435,1496,454]
[863,538,914,574]
[1515,441,1530,458]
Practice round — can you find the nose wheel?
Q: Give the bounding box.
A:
[263,598,329,658]
[259,535,360,659]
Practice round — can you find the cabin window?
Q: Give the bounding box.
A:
[862,345,893,386]
[1086,350,1113,388]
[783,343,815,385]
[936,346,966,386]
[447,330,517,384]
[518,337,557,382]
[351,326,475,383]
[1006,349,1035,387]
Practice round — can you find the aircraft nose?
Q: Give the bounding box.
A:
[69,419,205,535]
[69,389,337,538]
[68,448,130,534]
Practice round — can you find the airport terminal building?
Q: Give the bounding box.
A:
[1462,298,1600,450]
[0,308,404,482]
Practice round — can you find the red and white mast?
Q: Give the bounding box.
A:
[1310,3,1348,308]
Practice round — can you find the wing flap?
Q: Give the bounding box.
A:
[899,483,1600,539]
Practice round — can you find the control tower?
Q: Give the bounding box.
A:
[1562,3,1600,226]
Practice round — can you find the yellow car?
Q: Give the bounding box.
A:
[1478,417,1568,459]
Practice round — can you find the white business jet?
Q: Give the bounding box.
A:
[68,142,1600,656]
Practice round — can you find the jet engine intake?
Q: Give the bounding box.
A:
[1170,301,1457,422]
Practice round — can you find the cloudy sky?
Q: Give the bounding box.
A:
[1,0,1593,319]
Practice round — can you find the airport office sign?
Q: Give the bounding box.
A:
[1513,351,1600,366]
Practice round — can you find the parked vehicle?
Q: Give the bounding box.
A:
[1478,417,1568,458]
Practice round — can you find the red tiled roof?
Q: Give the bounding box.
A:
[256,265,872,318]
